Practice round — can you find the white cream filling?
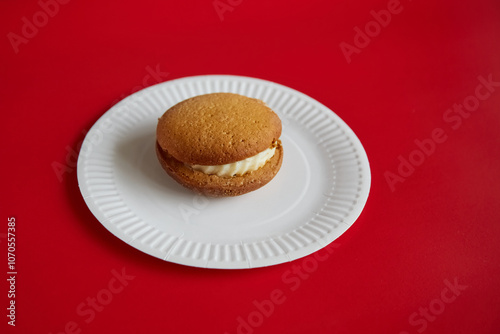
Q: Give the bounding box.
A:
[190,146,276,177]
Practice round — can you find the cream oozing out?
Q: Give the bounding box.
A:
[190,145,277,177]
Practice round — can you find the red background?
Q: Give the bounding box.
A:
[2,0,500,333]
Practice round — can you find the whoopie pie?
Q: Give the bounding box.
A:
[155,93,283,197]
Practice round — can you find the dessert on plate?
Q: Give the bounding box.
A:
[156,93,283,197]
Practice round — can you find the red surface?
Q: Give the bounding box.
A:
[2,0,500,333]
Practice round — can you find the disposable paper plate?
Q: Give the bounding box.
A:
[77,75,371,269]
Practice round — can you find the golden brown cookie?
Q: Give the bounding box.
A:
[156,93,283,197]
[156,93,282,165]
[156,142,283,197]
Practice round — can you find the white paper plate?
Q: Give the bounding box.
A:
[77,75,370,269]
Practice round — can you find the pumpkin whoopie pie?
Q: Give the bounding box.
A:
[156,93,283,197]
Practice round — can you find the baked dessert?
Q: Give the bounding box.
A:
[156,93,283,197]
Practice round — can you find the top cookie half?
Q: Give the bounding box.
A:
[156,93,282,165]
